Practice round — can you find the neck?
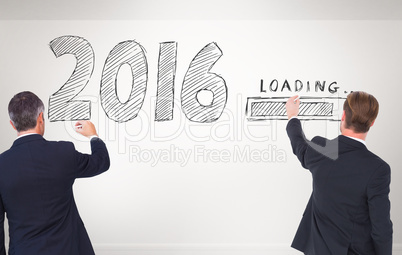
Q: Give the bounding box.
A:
[17,129,41,137]
[341,128,368,141]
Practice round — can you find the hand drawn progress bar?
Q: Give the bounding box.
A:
[246,97,346,121]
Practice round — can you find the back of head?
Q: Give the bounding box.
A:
[8,91,45,132]
[343,91,379,133]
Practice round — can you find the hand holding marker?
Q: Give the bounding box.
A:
[294,95,300,104]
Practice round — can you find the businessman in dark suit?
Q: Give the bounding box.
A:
[285,92,392,255]
[0,91,110,255]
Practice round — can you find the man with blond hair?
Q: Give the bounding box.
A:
[286,91,392,255]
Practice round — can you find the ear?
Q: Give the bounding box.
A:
[37,112,44,124]
[341,110,346,121]
[370,120,375,127]
[10,120,17,131]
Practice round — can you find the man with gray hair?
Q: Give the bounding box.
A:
[0,91,110,255]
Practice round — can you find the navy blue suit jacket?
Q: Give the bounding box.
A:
[0,134,110,255]
[287,118,392,255]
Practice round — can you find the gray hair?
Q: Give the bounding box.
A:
[8,91,45,132]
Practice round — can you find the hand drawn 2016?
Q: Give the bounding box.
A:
[48,35,227,124]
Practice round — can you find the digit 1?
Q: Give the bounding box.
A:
[48,36,94,121]
[155,42,177,122]
[181,42,227,123]
[100,40,148,123]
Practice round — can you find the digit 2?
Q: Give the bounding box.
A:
[48,36,94,122]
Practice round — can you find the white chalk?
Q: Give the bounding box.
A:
[294,95,300,103]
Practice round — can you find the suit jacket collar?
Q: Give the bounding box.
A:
[11,134,45,148]
[338,135,367,150]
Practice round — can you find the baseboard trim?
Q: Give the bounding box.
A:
[93,243,402,255]
[5,243,401,254]
[94,243,299,255]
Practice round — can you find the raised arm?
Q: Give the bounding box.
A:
[285,96,310,168]
[74,121,110,178]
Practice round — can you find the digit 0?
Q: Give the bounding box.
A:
[100,41,148,123]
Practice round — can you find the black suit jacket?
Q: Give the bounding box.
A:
[286,118,392,255]
[0,134,110,255]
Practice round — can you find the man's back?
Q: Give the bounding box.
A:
[287,118,392,255]
[0,134,110,255]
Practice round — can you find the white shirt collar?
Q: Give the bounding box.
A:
[344,135,366,146]
[15,133,39,140]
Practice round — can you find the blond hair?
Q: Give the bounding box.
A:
[343,91,379,133]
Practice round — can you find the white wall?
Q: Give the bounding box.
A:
[1,2,402,254]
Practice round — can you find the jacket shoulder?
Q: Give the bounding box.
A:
[364,149,390,171]
[311,136,328,145]
[46,140,74,147]
[310,136,336,150]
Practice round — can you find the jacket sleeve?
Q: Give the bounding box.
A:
[367,162,393,255]
[74,137,111,178]
[286,118,310,169]
[0,195,5,255]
